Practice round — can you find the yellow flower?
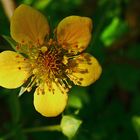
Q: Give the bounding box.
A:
[0,4,102,117]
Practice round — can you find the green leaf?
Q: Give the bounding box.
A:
[68,87,89,109]
[100,17,128,46]
[23,0,34,5]
[68,94,83,109]
[132,116,140,140]
[60,115,82,139]
[2,35,17,51]
[34,0,52,9]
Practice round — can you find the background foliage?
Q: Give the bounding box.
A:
[0,0,140,140]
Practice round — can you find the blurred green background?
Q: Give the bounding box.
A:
[0,0,140,140]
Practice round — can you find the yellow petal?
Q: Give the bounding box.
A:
[67,53,102,86]
[57,16,92,54]
[0,51,31,88]
[11,4,49,45]
[34,82,68,117]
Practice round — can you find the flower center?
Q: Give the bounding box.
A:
[35,45,64,79]
[27,39,71,94]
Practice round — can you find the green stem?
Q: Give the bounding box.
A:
[23,125,61,133]
[0,125,61,140]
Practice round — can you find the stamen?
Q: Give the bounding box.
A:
[26,39,72,94]
[41,46,48,53]
[62,55,68,65]
[67,73,81,85]
[23,76,36,93]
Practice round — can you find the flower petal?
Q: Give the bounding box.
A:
[34,82,68,117]
[57,16,92,54]
[0,51,31,88]
[11,4,49,45]
[66,53,102,86]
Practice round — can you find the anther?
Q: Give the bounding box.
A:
[27,87,32,92]
[33,69,38,74]
[62,55,68,65]
[41,46,48,53]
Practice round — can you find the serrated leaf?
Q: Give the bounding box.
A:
[60,115,82,139]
